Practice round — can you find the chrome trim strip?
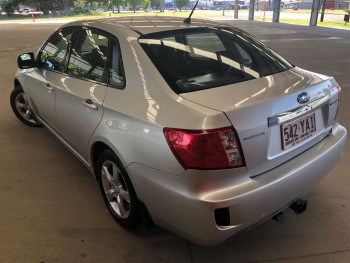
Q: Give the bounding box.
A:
[37,116,90,168]
[268,95,330,127]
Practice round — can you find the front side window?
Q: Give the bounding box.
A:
[40,27,75,72]
[139,28,293,93]
[67,28,108,83]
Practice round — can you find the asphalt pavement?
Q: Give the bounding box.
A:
[0,20,349,263]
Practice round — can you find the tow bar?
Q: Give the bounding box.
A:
[273,199,308,223]
[289,199,308,215]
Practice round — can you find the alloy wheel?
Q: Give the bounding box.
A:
[15,92,38,124]
[101,160,131,219]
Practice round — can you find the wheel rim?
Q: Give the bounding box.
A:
[15,92,38,124]
[101,160,131,219]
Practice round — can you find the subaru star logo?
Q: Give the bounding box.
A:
[297,92,310,104]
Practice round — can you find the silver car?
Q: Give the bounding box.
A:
[10,16,347,245]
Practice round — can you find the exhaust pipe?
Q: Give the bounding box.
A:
[289,199,308,215]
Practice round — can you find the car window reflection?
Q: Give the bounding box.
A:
[67,28,108,83]
[40,28,74,72]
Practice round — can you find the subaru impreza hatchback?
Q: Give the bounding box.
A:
[10,16,346,245]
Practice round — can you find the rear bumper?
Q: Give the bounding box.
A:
[127,124,347,246]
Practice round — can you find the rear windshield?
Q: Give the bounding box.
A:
[139,27,293,94]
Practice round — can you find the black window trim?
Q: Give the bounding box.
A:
[106,33,126,90]
[37,26,78,74]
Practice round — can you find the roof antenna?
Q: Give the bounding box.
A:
[183,0,200,24]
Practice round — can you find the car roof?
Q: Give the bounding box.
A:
[64,16,228,35]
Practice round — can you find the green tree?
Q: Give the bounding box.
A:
[175,0,189,11]
[74,0,86,8]
[52,0,73,14]
[21,0,55,15]
[150,0,164,11]
[128,0,141,12]
[150,0,159,9]
[111,0,125,13]
[21,0,83,14]
[36,0,53,14]
[141,0,149,9]
[1,0,21,16]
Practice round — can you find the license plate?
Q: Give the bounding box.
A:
[281,113,316,150]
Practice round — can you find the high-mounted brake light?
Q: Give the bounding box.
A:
[164,127,245,169]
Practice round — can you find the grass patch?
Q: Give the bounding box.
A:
[245,12,350,29]
[317,20,350,29]
[253,16,350,29]
[282,9,347,15]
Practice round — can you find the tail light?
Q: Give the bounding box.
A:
[163,127,245,169]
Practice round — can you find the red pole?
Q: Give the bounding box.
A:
[32,13,35,22]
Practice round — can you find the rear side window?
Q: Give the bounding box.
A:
[67,28,108,83]
[139,28,292,94]
[109,38,125,87]
[40,27,74,72]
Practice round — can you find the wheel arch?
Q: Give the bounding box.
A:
[14,78,22,89]
[90,139,127,179]
[91,141,113,178]
[90,140,155,227]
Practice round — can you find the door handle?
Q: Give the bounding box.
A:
[82,99,98,111]
[45,83,54,93]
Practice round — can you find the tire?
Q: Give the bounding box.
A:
[97,150,139,228]
[10,86,43,127]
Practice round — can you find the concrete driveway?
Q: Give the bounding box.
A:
[0,20,349,263]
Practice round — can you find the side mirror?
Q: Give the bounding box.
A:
[17,52,36,69]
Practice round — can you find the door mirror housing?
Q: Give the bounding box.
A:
[17,52,36,69]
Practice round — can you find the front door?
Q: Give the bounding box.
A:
[27,27,75,129]
[55,27,109,160]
